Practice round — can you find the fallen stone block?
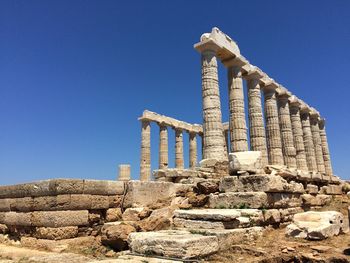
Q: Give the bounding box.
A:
[306,184,318,194]
[106,208,122,222]
[174,209,240,221]
[128,230,219,259]
[229,151,262,174]
[267,193,302,208]
[320,185,342,195]
[0,211,32,226]
[262,209,281,224]
[208,192,268,209]
[122,207,150,221]
[34,226,78,240]
[286,211,344,240]
[0,223,8,234]
[219,175,304,194]
[124,181,192,208]
[301,194,332,207]
[153,169,200,181]
[110,255,182,263]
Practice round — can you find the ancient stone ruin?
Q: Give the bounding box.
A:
[0,27,349,262]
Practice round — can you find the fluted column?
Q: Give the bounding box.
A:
[140,120,151,180]
[200,49,226,161]
[289,97,308,171]
[319,118,333,177]
[263,84,284,165]
[227,65,248,152]
[189,132,197,168]
[158,123,168,169]
[300,105,318,172]
[276,89,297,168]
[224,129,229,154]
[310,110,326,174]
[118,164,131,181]
[245,71,268,166]
[175,128,184,168]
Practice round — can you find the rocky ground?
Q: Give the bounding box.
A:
[0,195,349,263]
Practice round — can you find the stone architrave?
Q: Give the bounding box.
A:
[158,123,168,169]
[289,97,308,171]
[227,64,249,152]
[175,128,184,169]
[319,119,333,177]
[276,88,297,168]
[245,68,268,166]
[196,43,226,161]
[140,120,151,181]
[189,132,197,168]
[118,164,131,181]
[309,110,326,174]
[300,104,318,173]
[262,82,284,165]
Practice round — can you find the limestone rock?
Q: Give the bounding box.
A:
[34,226,78,240]
[128,230,219,259]
[319,185,342,195]
[106,208,122,222]
[229,151,262,174]
[173,217,239,229]
[306,184,318,194]
[122,207,150,222]
[101,222,136,250]
[301,194,331,207]
[197,180,219,194]
[286,211,344,240]
[138,207,174,232]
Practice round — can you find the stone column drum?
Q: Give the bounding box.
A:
[140,120,151,181]
[300,105,318,173]
[276,89,297,168]
[310,110,326,174]
[118,164,131,181]
[175,128,184,169]
[158,123,168,169]
[189,132,197,168]
[245,75,268,166]
[289,97,308,171]
[263,84,284,165]
[200,49,227,161]
[319,118,333,177]
[227,66,249,152]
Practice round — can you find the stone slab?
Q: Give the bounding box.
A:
[191,227,263,251]
[0,210,89,227]
[128,230,219,259]
[0,179,124,198]
[174,209,240,221]
[173,217,239,229]
[306,184,318,194]
[219,175,304,194]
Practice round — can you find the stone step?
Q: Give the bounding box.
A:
[173,209,240,221]
[127,230,219,259]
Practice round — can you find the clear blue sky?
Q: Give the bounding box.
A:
[1,1,349,185]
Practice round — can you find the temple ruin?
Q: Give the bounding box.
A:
[0,28,347,262]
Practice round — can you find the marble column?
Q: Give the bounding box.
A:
[245,72,268,166]
[263,84,284,165]
[175,128,184,168]
[224,129,229,155]
[310,110,326,174]
[289,97,308,171]
[118,164,131,181]
[201,49,226,161]
[158,123,168,169]
[189,132,197,168]
[319,118,333,177]
[140,120,151,181]
[300,105,318,172]
[227,65,249,152]
[276,89,297,168]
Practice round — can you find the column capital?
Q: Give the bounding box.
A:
[299,102,312,115]
[243,65,265,80]
[262,80,279,94]
[309,108,321,121]
[222,55,250,73]
[276,86,292,99]
[288,95,302,107]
